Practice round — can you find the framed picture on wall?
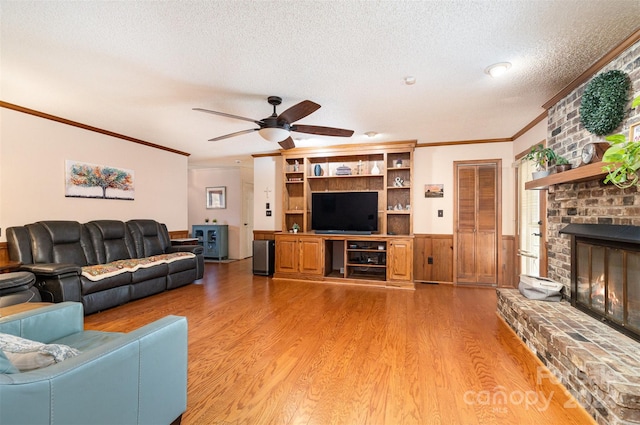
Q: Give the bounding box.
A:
[206,186,226,209]
[630,122,640,143]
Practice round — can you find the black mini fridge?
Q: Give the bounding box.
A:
[253,240,275,276]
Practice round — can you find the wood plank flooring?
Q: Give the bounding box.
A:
[84,259,595,425]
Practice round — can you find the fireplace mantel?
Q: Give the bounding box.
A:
[524,161,607,190]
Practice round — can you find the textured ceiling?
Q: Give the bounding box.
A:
[1,0,639,168]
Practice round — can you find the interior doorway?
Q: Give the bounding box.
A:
[453,159,502,286]
[516,146,547,277]
[242,182,254,259]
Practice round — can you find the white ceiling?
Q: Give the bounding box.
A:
[1,1,639,168]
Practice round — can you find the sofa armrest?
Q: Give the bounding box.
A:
[166,244,204,255]
[0,302,84,343]
[0,315,187,425]
[20,263,81,276]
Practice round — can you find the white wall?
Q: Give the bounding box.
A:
[513,120,547,158]
[0,108,189,241]
[412,141,516,235]
[188,166,254,259]
[252,155,283,231]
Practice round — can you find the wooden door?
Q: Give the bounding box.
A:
[389,238,413,282]
[299,237,323,275]
[454,161,500,285]
[275,235,299,274]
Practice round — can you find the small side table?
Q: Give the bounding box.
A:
[171,238,199,246]
[0,261,21,274]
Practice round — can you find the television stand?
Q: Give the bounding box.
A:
[273,233,414,289]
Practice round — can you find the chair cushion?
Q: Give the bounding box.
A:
[0,271,35,291]
[0,349,19,374]
[0,332,80,371]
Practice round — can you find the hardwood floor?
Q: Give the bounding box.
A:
[84,259,595,425]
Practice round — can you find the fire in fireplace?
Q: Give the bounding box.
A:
[561,224,640,342]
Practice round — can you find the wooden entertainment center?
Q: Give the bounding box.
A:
[273,141,415,289]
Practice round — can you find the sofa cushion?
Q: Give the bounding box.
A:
[0,332,80,371]
[0,349,19,374]
[86,220,136,264]
[127,220,169,257]
[81,253,195,281]
[27,221,96,266]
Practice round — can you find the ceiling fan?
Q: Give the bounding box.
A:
[194,96,354,150]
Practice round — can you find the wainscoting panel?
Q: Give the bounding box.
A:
[414,234,515,287]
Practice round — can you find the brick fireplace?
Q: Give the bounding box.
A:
[561,223,640,342]
[497,39,640,424]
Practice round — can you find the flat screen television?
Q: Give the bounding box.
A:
[311,191,378,234]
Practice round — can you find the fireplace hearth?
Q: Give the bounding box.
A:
[560,224,640,342]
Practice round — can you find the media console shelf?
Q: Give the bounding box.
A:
[274,233,413,289]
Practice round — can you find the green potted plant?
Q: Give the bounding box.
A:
[554,155,571,173]
[523,144,558,179]
[292,223,300,233]
[601,95,640,189]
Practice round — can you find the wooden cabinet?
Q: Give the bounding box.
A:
[388,238,413,284]
[274,233,414,289]
[274,234,323,276]
[454,161,501,285]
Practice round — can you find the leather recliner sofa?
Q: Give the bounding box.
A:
[7,219,204,314]
[0,302,187,425]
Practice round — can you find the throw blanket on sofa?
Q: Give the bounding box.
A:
[82,252,196,281]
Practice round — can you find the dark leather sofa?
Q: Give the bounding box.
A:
[7,219,204,314]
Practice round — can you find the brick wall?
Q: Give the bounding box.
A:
[545,40,640,295]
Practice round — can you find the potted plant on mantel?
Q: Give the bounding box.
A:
[555,156,572,173]
[524,144,558,179]
[601,95,640,189]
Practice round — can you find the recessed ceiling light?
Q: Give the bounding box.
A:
[364,131,378,138]
[485,62,512,78]
[404,76,416,85]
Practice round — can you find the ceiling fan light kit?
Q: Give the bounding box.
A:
[194,95,354,150]
[259,127,290,142]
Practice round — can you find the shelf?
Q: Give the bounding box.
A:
[346,263,386,268]
[524,161,608,190]
[387,186,411,189]
[308,174,383,179]
[387,211,411,214]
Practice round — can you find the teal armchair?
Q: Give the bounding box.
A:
[0,302,187,425]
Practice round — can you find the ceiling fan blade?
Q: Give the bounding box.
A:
[278,137,296,150]
[209,128,259,141]
[277,100,321,124]
[193,108,262,125]
[291,124,354,137]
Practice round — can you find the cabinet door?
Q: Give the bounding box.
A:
[456,166,477,282]
[275,236,299,274]
[476,165,497,283]
[389,239,413,282]
[299,237,323,275]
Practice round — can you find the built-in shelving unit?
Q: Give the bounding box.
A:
[281,141,415,235]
